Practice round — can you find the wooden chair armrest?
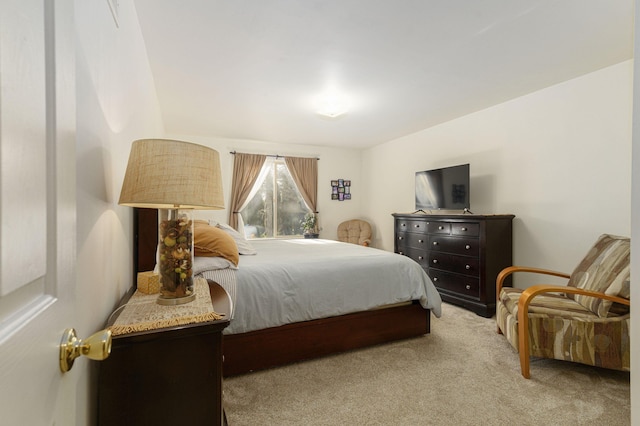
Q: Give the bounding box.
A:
[496,266,570,300]
[519,284,630,310]
[516,284,629,379]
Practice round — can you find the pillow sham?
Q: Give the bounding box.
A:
[194,220,239,266]
[209,221,258,255]
[193,256,238,275]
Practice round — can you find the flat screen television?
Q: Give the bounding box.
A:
[415,163,470,211]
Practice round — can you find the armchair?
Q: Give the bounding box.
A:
[337,219,372,247]
[496,234,630,378]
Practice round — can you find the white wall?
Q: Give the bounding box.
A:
[75,1,164,424]
[167,134,364,241]
[363,61,632,288]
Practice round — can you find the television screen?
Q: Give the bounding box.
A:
[415,163,470,211]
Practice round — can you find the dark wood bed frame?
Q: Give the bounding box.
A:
[134,208,431,376]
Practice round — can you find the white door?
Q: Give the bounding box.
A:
[0,1,77,425]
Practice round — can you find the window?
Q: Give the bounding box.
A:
[240,158,311,238]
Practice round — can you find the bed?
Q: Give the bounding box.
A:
[134,208,442,376]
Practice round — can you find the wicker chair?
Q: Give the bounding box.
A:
[337,219,372,247]
[496,234,630,378]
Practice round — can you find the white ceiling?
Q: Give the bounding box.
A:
[133,0,633,149]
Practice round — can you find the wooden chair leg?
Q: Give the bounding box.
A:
[517,314,531,379]
[519,344,531,378]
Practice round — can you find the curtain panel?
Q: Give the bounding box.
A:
[228,153,267,230]
[285,156,318,213]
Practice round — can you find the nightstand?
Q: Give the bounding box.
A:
[97,280,231,425]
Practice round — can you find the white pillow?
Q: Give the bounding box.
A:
[193,256,238,275]
[209,221,258,255]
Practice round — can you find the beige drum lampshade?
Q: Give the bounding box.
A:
[119,139,224,209]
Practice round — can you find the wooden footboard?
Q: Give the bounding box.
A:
[134,208,432,377]
[223,301,430,376]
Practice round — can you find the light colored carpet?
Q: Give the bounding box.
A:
[223,302,630,425]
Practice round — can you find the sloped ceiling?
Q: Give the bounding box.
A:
[133,0,633,148]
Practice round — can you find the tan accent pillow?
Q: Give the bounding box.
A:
[193,220,239,266]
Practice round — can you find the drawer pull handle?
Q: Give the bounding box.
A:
[432,259,438,264]
[433,241,439,246]
[418,256,424,260]
[414,224,420,228]
[438,226,444,230]
[433,277,438,282]
[461,227,467,231]
[398,236,404,240]
[465,284,471,290]
[418,239,423,243]
[465,244,471,250]
[465,264,471,270]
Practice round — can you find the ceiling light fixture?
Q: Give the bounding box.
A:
[315,92,349,118]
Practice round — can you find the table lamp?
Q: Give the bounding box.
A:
[119,139,224,305]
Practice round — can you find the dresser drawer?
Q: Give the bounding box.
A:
[396,219,427,234]
[451,223,479,237]
[428,269,480,299]
[406,232,427,249]
[427,222,450,234]
[400,247,428,267]
[429,252,480,277]
[429,235,479,256]
[394,234,413,254]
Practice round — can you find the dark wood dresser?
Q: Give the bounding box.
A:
[97,281,231,425]
[393,213,514,317]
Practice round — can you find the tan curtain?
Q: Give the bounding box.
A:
[228,153,267,230]
[285,156,318,213]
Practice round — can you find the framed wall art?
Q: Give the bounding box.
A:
[331,179,351,201]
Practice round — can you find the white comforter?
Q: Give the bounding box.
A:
[199,238,441,335]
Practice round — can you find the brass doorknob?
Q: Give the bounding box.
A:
[59,328,112,373]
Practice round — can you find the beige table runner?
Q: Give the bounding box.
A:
[109,277,225,336]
